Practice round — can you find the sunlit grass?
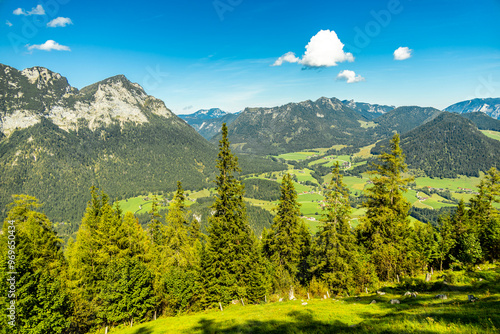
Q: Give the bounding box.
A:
[109,267,500,334]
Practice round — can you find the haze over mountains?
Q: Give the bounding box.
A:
[1,63,499,225]
[179,108,240,140]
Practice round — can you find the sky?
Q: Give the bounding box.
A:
[1,0,499,114]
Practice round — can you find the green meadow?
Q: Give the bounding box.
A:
[481,130,500,141]
[108,267,500,334]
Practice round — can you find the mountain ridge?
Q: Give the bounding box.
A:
[444,98,500,119]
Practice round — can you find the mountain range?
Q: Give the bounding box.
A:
[444,98,500,119]
[1,63,499,226]
[179,108,240,140]
[341,100,394,120]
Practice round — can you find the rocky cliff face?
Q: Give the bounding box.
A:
[0,64,177,136]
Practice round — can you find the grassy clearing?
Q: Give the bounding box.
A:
[358,120,378,128]
[109,267,500,334]
[481,130,500,141]
[277,151,321,161]
[354,143,377,159]
[117,195,168,214]
[415,175,482,192]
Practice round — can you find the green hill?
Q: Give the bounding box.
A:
[373,106,443,135]
[372,112,500,177]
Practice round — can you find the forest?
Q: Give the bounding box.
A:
[0,123,499,334]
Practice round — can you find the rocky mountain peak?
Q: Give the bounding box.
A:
[0,64,176,136]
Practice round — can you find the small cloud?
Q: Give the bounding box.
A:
[272,52,301,66]
[394,46,412,60]
[47,17,73,28]
[26,40,71,52]
[273,30,354,68]
[13,8,26,15]
[6,20,13,27]
[183,105,193,111]
[336,70,365,84]
[13,5,46,16]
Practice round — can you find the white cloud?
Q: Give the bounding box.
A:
[26,40,71,52]
[13,8,25,15]
[13,5,45,16]
[336,70,365,84]
[273,30,354,68]
[394,46,412,60]
[301,30,354,67]
[47,17,73,28]
[6,20,13,27]
[272,52,300,66]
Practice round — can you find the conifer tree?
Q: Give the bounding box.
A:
[201,123,265,306]
[148,196,164,246]
[67,187,154,331]
[310,163,372,294]
[0,195,72,333]
[469,167,500,261]
[163,181,203,314]
[449,200,482,267]
[263,173,306,289]
[436,214,455,271]
[358,134,415,280]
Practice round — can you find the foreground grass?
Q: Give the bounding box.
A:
[109,269,500,334]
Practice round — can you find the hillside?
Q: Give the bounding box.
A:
[445,97,500,119]
[372,112,500,177]
[0,64,284,226]
[216,97,376,155]
[342,100,394,120]
[460,112,500,131]
[373,106,443,135]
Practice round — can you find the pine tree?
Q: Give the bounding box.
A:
[310,163,372,294]
[0,195,72,333]
[358,134,415,280]
[67,187,154,331]
[436,214,455,271]
[148,196,164,246]
[201,123,265,306]
[449,200,482,267]
[163,181,203,314]
[263,173,306,289]
[470,168,500,261]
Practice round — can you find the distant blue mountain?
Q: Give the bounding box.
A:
[444,98,500,120]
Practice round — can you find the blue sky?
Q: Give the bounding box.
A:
[1,0,499,114]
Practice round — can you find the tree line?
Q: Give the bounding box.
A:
[0,125,499,333]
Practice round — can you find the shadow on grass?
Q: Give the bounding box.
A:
[186,309,439,334]
[186,297,499,333]
[132,327,153,334]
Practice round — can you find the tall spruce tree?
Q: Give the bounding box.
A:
[359,134,415,280]
[201,123,265,306]
[263,173,309,290]
[310,163,373,294]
